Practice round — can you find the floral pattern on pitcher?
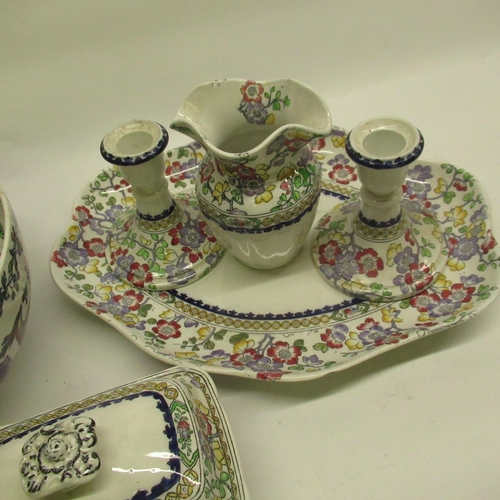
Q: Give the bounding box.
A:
[238,80,291,125]
[50,131,499,381]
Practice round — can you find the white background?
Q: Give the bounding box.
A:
[1,1,500,498]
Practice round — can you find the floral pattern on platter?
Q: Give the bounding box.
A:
[49,130,499,381]
[20,417,100,497]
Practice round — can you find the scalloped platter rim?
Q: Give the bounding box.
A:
[49,127,499,381]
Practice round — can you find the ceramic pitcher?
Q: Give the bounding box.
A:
[171,78,332,269]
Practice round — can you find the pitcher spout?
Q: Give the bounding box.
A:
[170,78,332,158]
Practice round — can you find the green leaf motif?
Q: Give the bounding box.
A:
[443,191,456,204]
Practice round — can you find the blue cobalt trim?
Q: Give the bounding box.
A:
[345,130,424,169]
[358,210,402,228]
[138,202,176,221]
[320,188,350,201]
[101,123,169,167]
[169,288,362,320]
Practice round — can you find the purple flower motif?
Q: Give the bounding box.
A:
[426,299,462,317]
[327,154,349,167]
[358,324,392,345]
[202,350,231,362]
[405,180,432,199]
[59,242,88,267]
[266,134,287,155]
[89,219,105,235]
[408,164,433,181]
[460,274,484,286]
[333,252,360,281]
[243,102,268,125]
[183,318,200,328]
[242,176,265,197]
[393,273,411,295]
[166,263,196,285]
[451,236,479,261]
[105,205,124,223]
[302,355,323,366]
[394,247,418,274]
[296,147,315,167]
[470,205,488,222]
[248,356,284,373]
[116,253,134,269]
[100,272,122,284]
[179,223,206,249]
[102,299,128,317]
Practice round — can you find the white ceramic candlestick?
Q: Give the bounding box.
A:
[312,117,447,301]
[100,120,224,290]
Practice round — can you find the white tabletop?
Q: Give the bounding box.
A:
[1,2,500,498]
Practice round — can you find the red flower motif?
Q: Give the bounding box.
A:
[109,247,129,265]
[230,348,262,367]
[168,222,182,245]
[152,319,182,340]
[355,248,383,278]
[280,179,292,194]
[257,372,284,381]
[453,180,467,192]
[114,179,130,191]
[113,289,144,311]
[328,164,357,185]
[441,283,475,303]
[481,230,497,254]
[404,263,433,291]
[318,240,341,266]
[165,161,186,184]
[405,228,416,246]
[83,237,106,258]
[357,317,379,331]
[240,80,264,103]
[320,329,343,349]
[73,206,93,226]
[409,290,441,312]
[267,341,301,365]
[127,262,153,288]
[51,250,67,268]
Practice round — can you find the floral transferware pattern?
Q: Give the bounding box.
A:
[50,129,499,381]
[20,417,100,497]
[0,198,30,383]
[0,368,247,499]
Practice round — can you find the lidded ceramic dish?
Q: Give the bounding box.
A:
[0,367,248,499]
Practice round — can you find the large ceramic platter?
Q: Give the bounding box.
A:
[50,128,499,381]
[0,367,248,499]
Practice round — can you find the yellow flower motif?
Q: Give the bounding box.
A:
[327,231,346,246]
[466,219,486,239]
[80,258,100,274]
[386,243,402,267]
[232,338,255,353]
[446,256,466,271]
[341,281,367,297]
[434,178,447,194]
[432,225,443,241]
[265,113,275,125]
[162,248,178,264]
[212,441,227,471]
[345,331,364,350]
[255,184,275,204]
[159,309,175,319]
[197,326,210,340]
[331,135,346,148]
[433,273,452,290]
[288,130,312,142]
[255,163,269,180]
[277,166,296,181]
[212,181,229,205]
[444,206,468,227]
[166,469,199,499]
[381,307,403,323]
[121,313,140,326]
[68,225,81,241]
[139,235,152,246]
[95,284,112,301]
[418,312,433,323]
[115,282,132,293]
[203,240,222,255]
[175,352,198,360]
[121,196,135,207]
